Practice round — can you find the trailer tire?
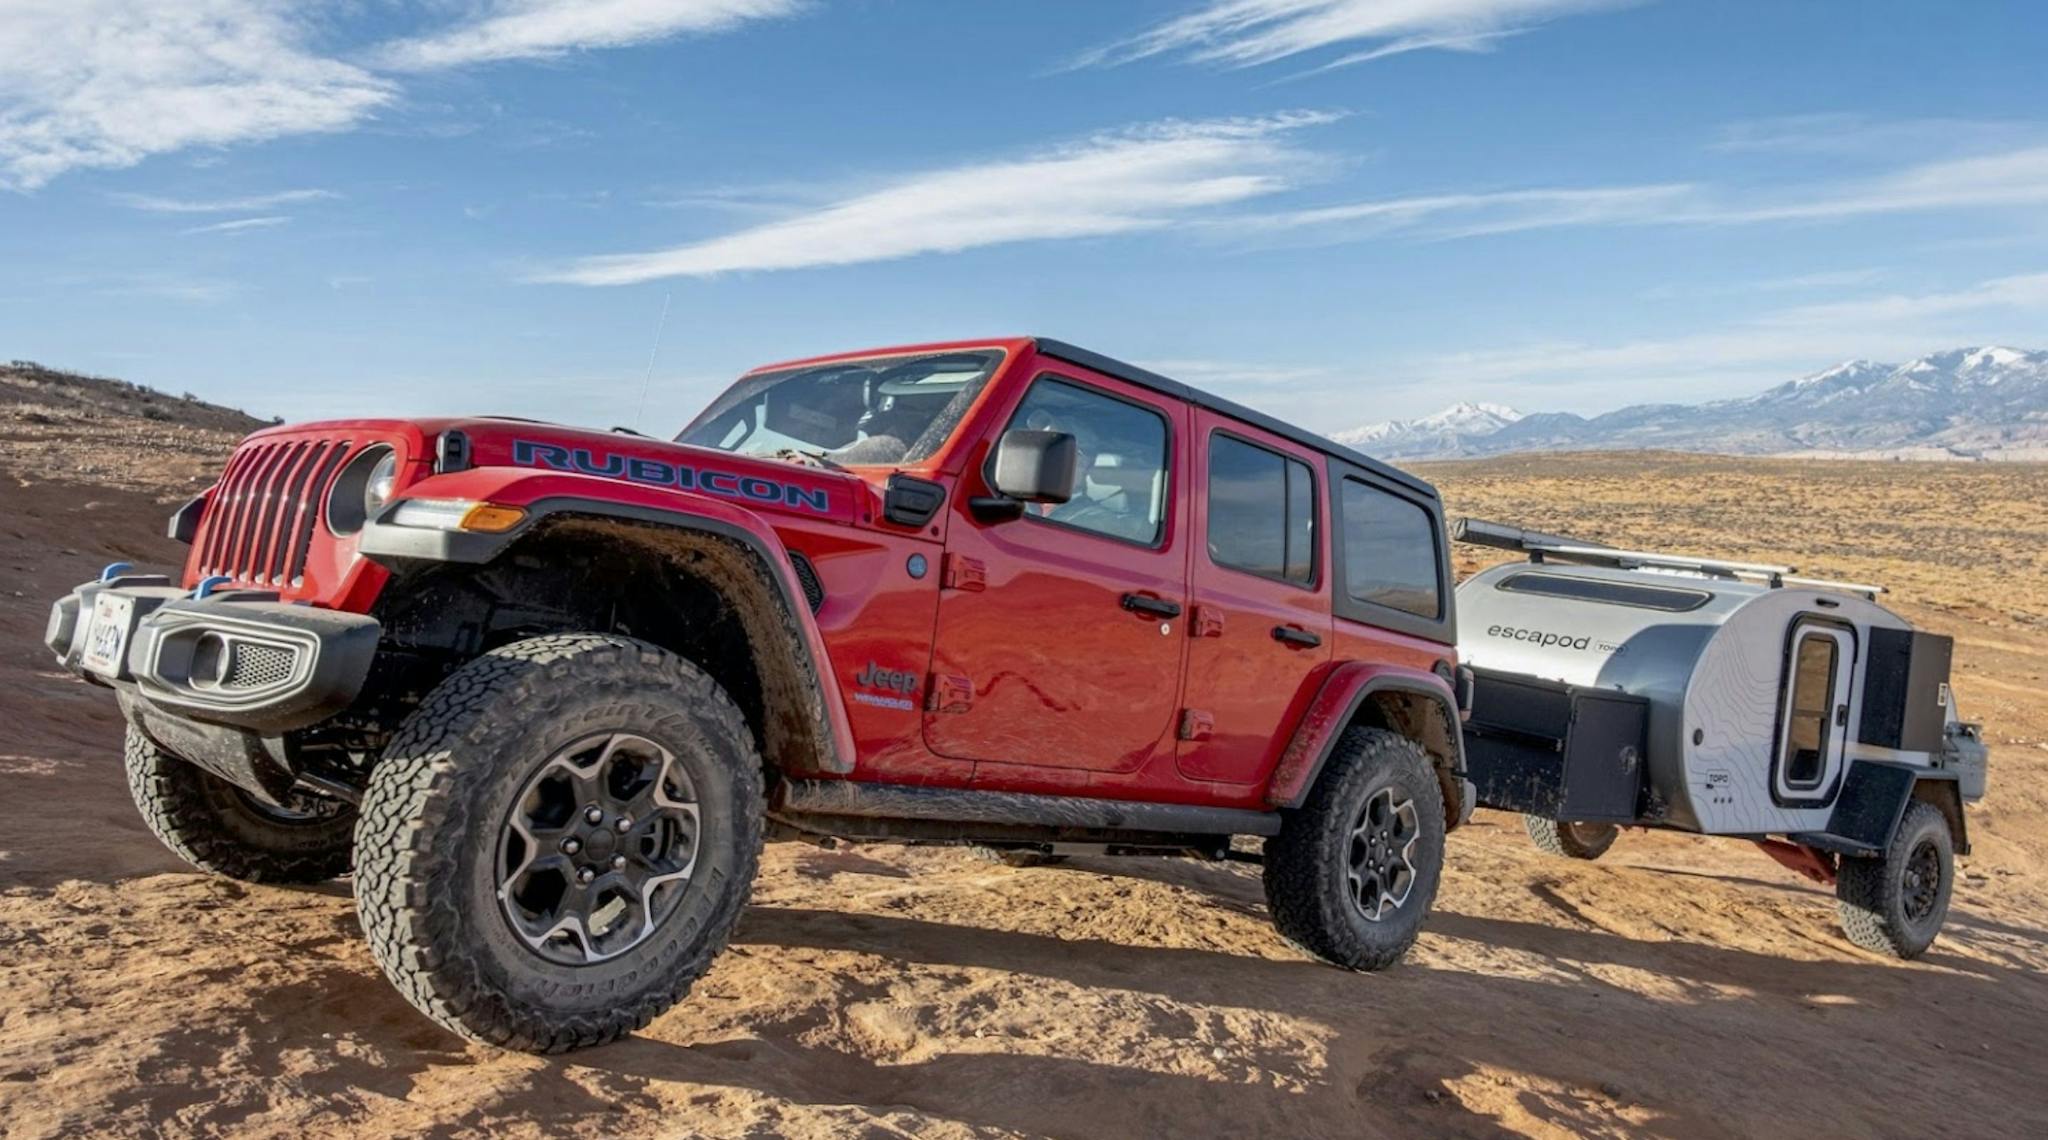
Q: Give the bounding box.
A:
[1523,816,1618,861]
[972,846,1068,868]
[1836,799,1953,960]
[354,633,763,1052]
[124,727,355,883]
[1263,727,1445,971]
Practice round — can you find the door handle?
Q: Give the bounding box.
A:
[1121,593,1183,619]
[1272,625,1322,648]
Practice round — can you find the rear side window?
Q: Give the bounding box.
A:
[1207,434,1315,584]
[1498,572,1711,612]
[1338,478,1442,619]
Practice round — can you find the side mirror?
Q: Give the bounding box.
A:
[990,430,1078,504]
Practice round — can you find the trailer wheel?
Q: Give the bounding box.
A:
[972,846,1068,868]
[1523,816,1618,861]
[354,633,763,1052]
[1263,727,1445,970]
[124,727,356,883]
[1836,799,1953,959]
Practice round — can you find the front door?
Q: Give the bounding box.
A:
[1773,620,1856,804]
[1176,414,1332,784]
[924,368,1189,773]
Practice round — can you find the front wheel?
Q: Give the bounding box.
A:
[124,727,355,883]
[1836,799,1954,959]
[354,634,763,1052]
[1262,727,1446,970]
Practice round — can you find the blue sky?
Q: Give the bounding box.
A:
[3,1,2046,433]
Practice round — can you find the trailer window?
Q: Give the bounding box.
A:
[1207,433,1316,585]
[1338,478,1442,619]
[1498,572,1711,613]
[1781,634,1838,788]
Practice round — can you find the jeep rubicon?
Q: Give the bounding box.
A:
[47,337,1471,1052]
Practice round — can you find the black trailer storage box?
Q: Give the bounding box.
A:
[1463,668,1647,824]
[1859,627,1954,753]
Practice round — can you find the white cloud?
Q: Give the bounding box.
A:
[540,112,1340,284]
[181,215,291,236]
[1236,145,2048,243]
[373,0,801,71]
[1073,0,1634,72]
[0,0,797,189]
[1400,272,2048,391]
[0,0,393,191]
[110,188,337,212]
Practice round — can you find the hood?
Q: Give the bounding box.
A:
[259,416,870,527]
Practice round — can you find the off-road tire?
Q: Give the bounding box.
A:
[1524,816,1619,860]
[124,726,355,883]
[1263,727,1446,970]
[354,633,763,1052]
[1836,799,1953,959]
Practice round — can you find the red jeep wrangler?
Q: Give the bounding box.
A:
[47,337,1470,1051]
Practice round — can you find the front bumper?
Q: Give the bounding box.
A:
[48,574,380,736]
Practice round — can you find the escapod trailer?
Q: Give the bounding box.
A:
[1450,518,1988,958]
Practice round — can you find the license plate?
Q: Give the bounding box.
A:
[82,593,136,678]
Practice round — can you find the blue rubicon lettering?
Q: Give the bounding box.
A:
[510,438,832,513]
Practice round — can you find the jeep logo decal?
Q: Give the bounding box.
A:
[512,439,832,514]
[855,661,919,695]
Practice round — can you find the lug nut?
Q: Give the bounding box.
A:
[584,806,604,824]
[611,854,627,870]
[577,868,595,884]
[560,837,582,854]
[614,816,632,833]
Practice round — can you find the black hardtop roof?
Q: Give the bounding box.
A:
[1032,337,1437,499]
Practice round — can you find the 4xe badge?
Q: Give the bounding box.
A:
[851,661,919,712]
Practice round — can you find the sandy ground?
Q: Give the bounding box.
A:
[3,454,2047,1139]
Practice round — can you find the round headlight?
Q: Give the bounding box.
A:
[363,451,398,520]
[327,445,398,536]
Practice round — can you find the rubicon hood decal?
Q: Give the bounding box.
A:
[512,439,835,514]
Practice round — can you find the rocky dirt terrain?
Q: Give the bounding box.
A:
[2,388,2045,1138]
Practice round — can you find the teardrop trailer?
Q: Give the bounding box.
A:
[1450,519,1990,958]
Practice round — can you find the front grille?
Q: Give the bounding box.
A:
[199,439,353,586]
[223,642,296,690]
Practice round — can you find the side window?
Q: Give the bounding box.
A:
[1781,632,1838,788]
[1005,377,1170,546]
[1338,478,1442,619]
[1207,433,1315,584]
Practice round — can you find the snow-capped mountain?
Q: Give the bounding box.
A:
[1334,401,1524,451]
[1341,347,2048,460]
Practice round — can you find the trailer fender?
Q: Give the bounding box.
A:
[1799,761,1970,858]
[361,470,857,775]
[1268,661,1468,825]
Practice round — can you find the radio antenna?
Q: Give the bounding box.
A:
[633,290,673,427]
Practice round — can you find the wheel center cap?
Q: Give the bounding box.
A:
[584,828,618,860]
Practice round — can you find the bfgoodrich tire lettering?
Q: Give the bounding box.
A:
[1836,798,1953,960]
[353,633,763,1052]
[124,726,355,883]
[1263,726,1446,970]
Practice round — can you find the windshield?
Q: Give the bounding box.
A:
[677,349,1002,466]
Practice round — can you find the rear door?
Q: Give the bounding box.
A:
[1175,413,1332,785]
[924,366,1190,773]
[1773,620,1856,805]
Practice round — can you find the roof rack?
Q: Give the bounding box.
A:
[1452,517,1885,598]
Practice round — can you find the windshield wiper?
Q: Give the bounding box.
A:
[775,448,846,472]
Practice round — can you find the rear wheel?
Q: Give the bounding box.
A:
[354,633,763,1052]
[1263,727,1446,970]
[123,727,355,883]
[1524,816,1618,860]
[1837,799,1953,959]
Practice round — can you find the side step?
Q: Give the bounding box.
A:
[776,779,1282,837]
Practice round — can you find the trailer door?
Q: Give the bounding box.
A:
[1773,621,1856,805]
